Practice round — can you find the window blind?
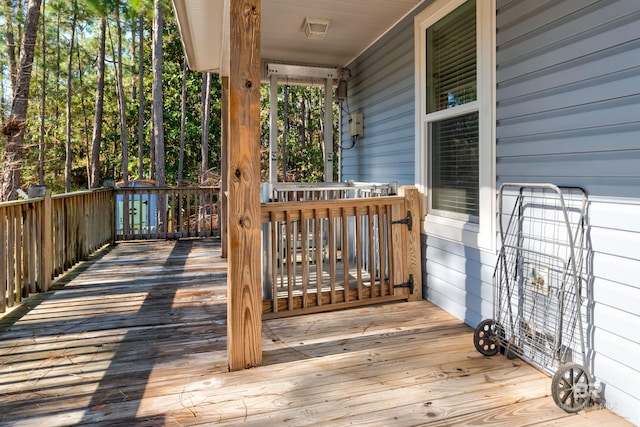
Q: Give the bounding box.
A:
[431,111,479,217]
[426,0,476,113]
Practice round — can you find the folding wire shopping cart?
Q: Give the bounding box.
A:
[473,183,593,413]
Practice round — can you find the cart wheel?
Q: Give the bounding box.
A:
[473,319,500,356]
[551,363,592,413]
[503,341,517,360]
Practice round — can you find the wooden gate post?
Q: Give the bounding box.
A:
[227,0,262,371]
[400,186,422,301]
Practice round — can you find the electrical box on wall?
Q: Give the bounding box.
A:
[348,113,364,137]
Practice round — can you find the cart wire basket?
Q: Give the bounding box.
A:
[473,183,593,413]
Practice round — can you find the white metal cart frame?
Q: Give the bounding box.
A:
[473,183,595,413]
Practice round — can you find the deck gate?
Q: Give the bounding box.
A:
[261,186,421,318]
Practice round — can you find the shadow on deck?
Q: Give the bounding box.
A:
[0,240,631,426]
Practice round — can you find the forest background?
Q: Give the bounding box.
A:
[0,0,337,201]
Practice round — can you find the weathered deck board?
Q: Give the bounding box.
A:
[0,239,632,426]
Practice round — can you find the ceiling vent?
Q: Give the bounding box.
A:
[304,18,330,40]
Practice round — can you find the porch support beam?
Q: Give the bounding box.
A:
[220,76,229,258]
[227,0,262,371]
[323,77,334,182]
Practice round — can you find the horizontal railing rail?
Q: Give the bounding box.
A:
[268,181,397,202]
[114,186,220,241]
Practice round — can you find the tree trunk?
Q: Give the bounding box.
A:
[152,0,164,187]
[38,0,46,185]
[201,72,210,182]
[137,13,144,179]
[3,0,18,93]
[64,9,77,193]
[89,16,106,189]
[150,121,155,180]
[178,60,187,187]
[1,0,42,201]
[55,10,60,170]
[152,0,166,232]
[282,85,289,182]
[113,6,128,186]
[76,31,91,185]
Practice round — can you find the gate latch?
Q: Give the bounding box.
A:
[393,274,414,295]
[391,210,412,231]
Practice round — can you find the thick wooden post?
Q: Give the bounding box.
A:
[0,206,4,313]
[29,185,53,292]
[227,0,262,371]
[42,188,53,291]
[221,76,229,259]
[400,186,422,301]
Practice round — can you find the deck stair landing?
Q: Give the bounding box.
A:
[0,240,631,426]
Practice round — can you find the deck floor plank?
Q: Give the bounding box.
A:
[0,240,632,426]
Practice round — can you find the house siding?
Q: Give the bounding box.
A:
[344,0,639,423]
[339,2,432,185]
[341,0,499,329]
[496,0,640,424]
[422,235,496,328]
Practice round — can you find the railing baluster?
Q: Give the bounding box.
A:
[16,206,23,300]
[342,207,349,303]
[35,201,42,292]
[376,205,386,297]
[385,203,394,296]
[0,206,5,313]
[26,205,36,296]
[301,211,308,309]
[368,205,376,298]
[7,206,16,306]
[285,210,294,311]
[328,208,336,305]
[314,210,322,306]
[355,206,363,301]
[270,214,278,313]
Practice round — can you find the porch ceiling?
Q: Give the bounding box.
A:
[172,0,424,74]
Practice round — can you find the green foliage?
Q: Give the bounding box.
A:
[2,0,334,194]
[260,84,339,182]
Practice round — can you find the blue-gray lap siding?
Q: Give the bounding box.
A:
[497,0,640,423]
[339,3,425,186]
[342,0,498,347]
[343,0,640,423]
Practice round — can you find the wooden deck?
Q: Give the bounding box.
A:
[0,239,632,426]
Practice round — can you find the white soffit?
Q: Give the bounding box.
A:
[172,0,228,73]
[173,0,424,73]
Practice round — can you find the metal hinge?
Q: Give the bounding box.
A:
[393,274,414,295]
[391,210,412,231]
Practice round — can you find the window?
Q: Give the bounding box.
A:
[415,0,495,250]
[426,0,476,115]
[432,111,479,217]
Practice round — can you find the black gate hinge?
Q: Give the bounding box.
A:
[391,210,412,231]
[393,274,414,295]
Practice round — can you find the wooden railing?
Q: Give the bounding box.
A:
[52,189,114,276]
[261,186,422,318]
[270,181,396,202]
[114,186,220,241]
[1,187,114,314]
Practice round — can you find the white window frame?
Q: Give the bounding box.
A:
[414,0,496,251]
